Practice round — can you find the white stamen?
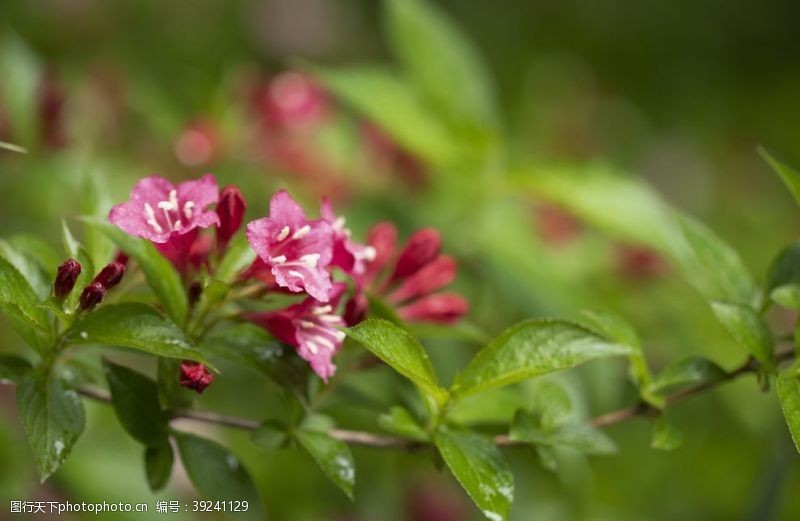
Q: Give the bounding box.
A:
[270,255,287,264]
[144,203,163,233]
[276,226,290,241]
[174,219,183,230]
[315,335,335,350]
[333,216,346,230]
[305,340,319,355]
[318,314,341,323]
[361,246,377,261]
[299,320,316,329]
[313,305,333,315]
[299,253,320,268]
[287,270,303,278]
[292,225,311,240]
[332,330,346,342]
[183,201,195,219]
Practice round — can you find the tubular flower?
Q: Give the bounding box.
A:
[109,174,220,243]
[247,284,347,382]
[246,190,334,302]
[54,258,81,299]
[348,223,468,325]
[320,199,376,277]
[93,261,125,290]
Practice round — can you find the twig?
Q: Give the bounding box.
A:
[7,347,792,449]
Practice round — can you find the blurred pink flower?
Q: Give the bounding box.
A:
[247,283,347,382]
[321,199,376,277]
[246,190,334,302]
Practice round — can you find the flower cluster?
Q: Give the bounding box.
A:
[109,174,468,383]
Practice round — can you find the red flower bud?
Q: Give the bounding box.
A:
[363,222,397,285]
[78,282,106,311]
[398,293,468,324]
[93,261,125,290]
[188,281,202,305]
[391,228,441,280]
[179,362,214,394]
[388,255,457,304]
[216,185,246,249]
[114,251,129,266]
[54,258,81,299]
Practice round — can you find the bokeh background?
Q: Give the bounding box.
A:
[2,0,800,519]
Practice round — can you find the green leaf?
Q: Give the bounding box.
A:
[770,284,800,310]
[451,319,633,399]
[174,433,265,521]
[80,171,115,270]
[777,371,800,453]
[0,355,33,384]
[649,356,727,393]
[215,235,256,283]
[296,429,356,499]
[17,375,86,481]
[651,416,683,451]
[509,410,616,455]
[311,66,460,167]
[144,443,174,492]
[710,301,774,369]
[251,420,289,450]
[346,319,448,404]
[9,234,61,276]
[157,357,194,410]
[385,0,498,133]
[435,430,513,521]
[672,213,756,304]
[62,303,209,365]
[760,147,800,207]
[91,220,188,324]
[377,406,429,441]
[0,239,50,300]
[0,254,50,348]
[102,359,170,446]
[766,241,800,295]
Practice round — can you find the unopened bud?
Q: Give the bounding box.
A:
[179,362,214,393]
[54,258,81,299]
[78,282,106,311]
[397,293,468,324]
[216,185,246,249]
[392,228,441,280]
[93,261,125,290]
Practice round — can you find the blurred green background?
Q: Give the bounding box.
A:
[1,0,800,519]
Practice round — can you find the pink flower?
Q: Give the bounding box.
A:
[247,284,347,382]
[347,223,468,325]
[246,190,334,302]
[253,72,329,131]
[109,174,220,243]
[320,199,376,277]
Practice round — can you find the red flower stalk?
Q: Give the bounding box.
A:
[54,258,81,299]
[179,362,214,393]
[78,282,106,311]
[216,185,246,249]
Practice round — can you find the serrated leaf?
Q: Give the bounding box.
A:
[174,433,265,521]
[346,319,448,404]
[650,356,727,393]
[777,371,800,453]
[296,429,355,499]
[312,66,460,167]
[9,235,61,276]
[451,319,633,399]
[651,416,683,451]
[760,147,800,207]
[377,406,429,441]
[90,220,188,324]
[17,374,86,481]
[0,254,51,349]
[385,0,498,133]
[144,443,174,492]
[0,239,50,300]
[435,430,513,521]
[251,420,289,450]
[62,303,209,365]
[0,355,33,384]
[102,359,169,446]
[215,235,256,283]
[710,301,774,369]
